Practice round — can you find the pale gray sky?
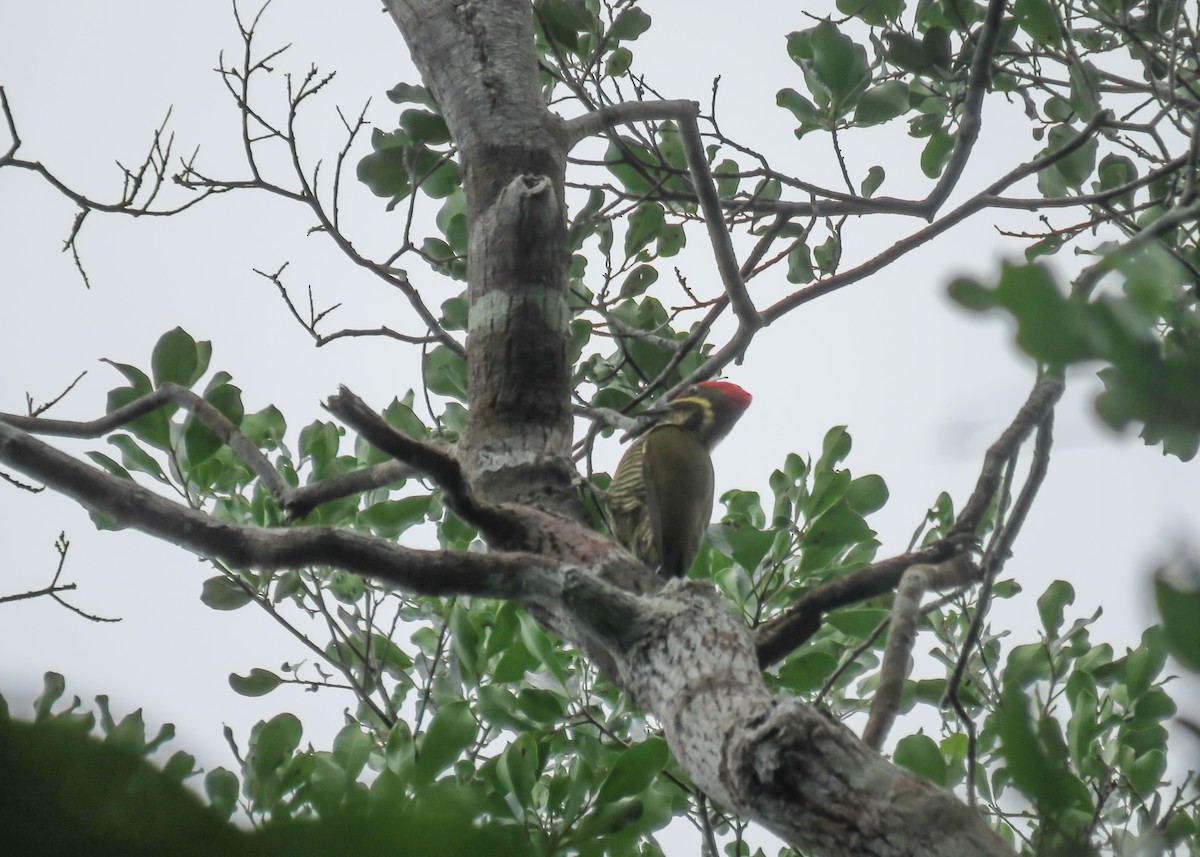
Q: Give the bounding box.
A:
[1,0,1196,840]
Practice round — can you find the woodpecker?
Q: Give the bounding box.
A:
[607,381,752,578]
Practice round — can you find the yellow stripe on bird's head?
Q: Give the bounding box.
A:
[659,380,752,450]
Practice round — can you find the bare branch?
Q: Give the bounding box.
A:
[254,265,439,346]
[25,371,88,418]
[0,533,119,622]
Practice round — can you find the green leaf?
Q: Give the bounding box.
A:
[386,82,436,107]
[200,576,253,611]
[825,608,890,639]
[510,631,564,702]
[893,733,947,786]
[333,724,373,781]
[619,264,659,298]
[151,327,204,389]
[538,0,590,50]
[1040,124,1098,193]
[106,386,171,451]
[777,87,825,136]
[604,139,656,195]
[996,684,1079,811]
[596,737,669,804]
[85,451,132,481]
[205,768,240,819]
[416,701,476,784]
[846,474,888,515]
[923,26,952,68]
[1125,626,1167,698]
[329,571,366,604]
[240,405,286,450]
[609,7,651,41]
[1036,580,1075,638]
[249,712,302,774]
[624,203,665,258]
[499,733,539,809]
[420,158,461,199]
[477,686,534,732]
[884,32,933,73]
[358,138,412,201]
[449,603,481,678]
[1067,686,1098,768]
[573,796,644,841]
[101,359,152,392]
[776,651,838,693]
[1,716,244,853]
[517,688,566,726]
[730,526,777,572]
[786,243,813,283]
[837,0,903,26]
[860,165,885,197]
[1155,559,1200,670]
[359,496,432,538]
[920,128,954,178]
[853,81,909,126]
[814,234,840,275]
[107,434,168,483]
[229,669,283,697]
[817,425,852,471]
[400,109,450,145]
[948,262,1094,366]
[712,159,740,198]
[424,345,468,402]
[656,224,685,258]
[793,22,872,116]
[1125,749,1166,796]
[1004,643,1051,686]
[33,672,66,721]
[605,46,633,77]
[1014,0,1062,45]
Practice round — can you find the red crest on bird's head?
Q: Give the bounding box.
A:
[692,380,752,412]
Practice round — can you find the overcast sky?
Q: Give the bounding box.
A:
[1,0,1196,836]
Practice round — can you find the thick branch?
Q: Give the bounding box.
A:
[0,420,537,598]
